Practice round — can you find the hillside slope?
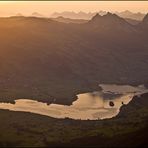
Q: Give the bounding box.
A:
[0,13,147,104]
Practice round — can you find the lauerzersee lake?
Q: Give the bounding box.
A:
[0,84,147,120]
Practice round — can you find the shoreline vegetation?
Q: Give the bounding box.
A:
[0,82,146,105]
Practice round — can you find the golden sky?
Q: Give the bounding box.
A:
[0,1,147,17]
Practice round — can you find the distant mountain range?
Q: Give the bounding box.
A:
[116,10,145,20]
[31,12,43,17]
[51,16,88,24]
[51,15,140,25]
[14,12,44,18]
[51,10,145,20]
[0,12,148,105]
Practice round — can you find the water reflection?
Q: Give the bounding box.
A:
[0,84,147,120]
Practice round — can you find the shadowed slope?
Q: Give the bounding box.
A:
[0,14,147,104]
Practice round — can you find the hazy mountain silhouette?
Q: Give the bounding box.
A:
[51,16,88,24]
[116,10,145,20]
[124,18,140,25]
[88,12,134,31]
[32,12,44,17]
[51,11,96,19]
[51,10,145,20]
[51,15,140,25]
[15,13,24,17]
[0,13,148,104]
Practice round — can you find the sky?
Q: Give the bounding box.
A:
[0,1,148,17]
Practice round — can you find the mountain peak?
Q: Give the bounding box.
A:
[88,12,132,31]
[32,12,43,17]
[122,10,132,14]
[106,12,113,16]
[90,12,123,23]
[142,13,148,24]
[104,12,120,19]
[91,13,101,21]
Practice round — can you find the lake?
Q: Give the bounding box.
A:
[0,84,147,120]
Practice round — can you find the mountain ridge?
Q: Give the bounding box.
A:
[51,10,146,20]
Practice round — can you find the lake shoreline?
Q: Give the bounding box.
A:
[0,84,147,120]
